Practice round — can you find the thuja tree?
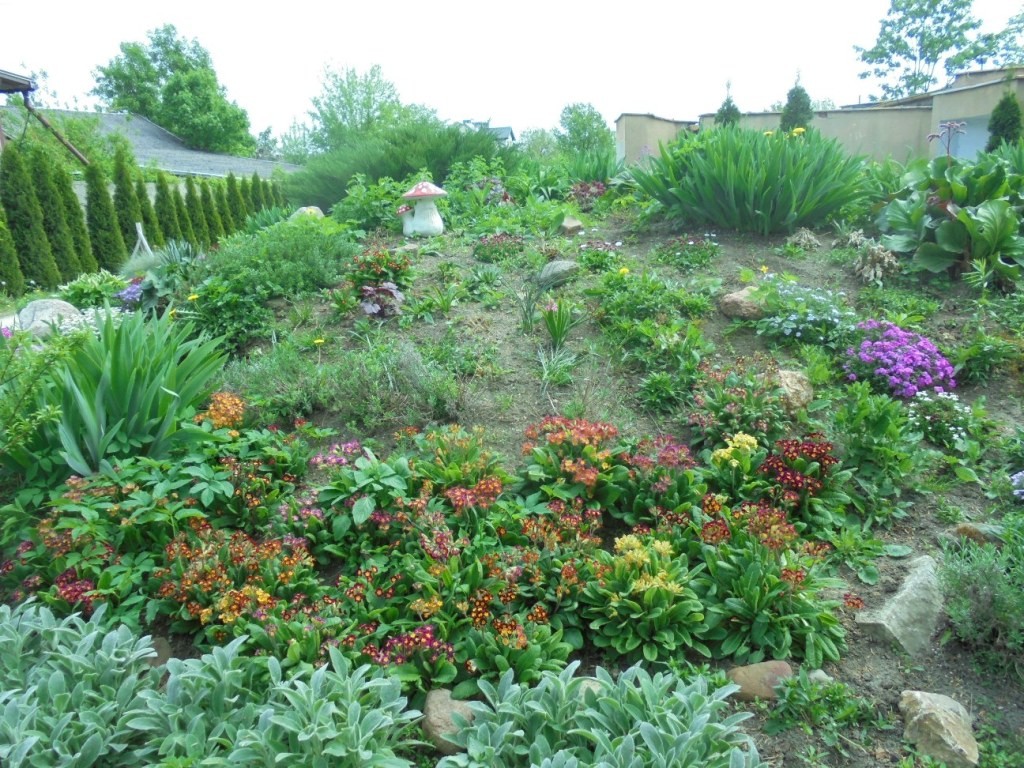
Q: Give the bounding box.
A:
[136,177,164,248]
[54,163,97,273]
[154,173,182,242]
[250,171,266,210]
[0,142,61,289]
[780,80,814,132]
[112,146,144,253]
[200,179,224,243]
[84,161,128,272]
[715,86,741,127]
[0,209,26,297]
[184,176,210,247]
[239,174,255,217]
[216,180,235,234]
[172,184,197,245]
[226,172,247,229]
[29,147,81,281]
[987,90,1023,151]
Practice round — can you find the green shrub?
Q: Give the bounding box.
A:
[154,172,182,243]
[184,176,210,248]
[199,178,223,243]
[987,90,1023,152]
[0,209,26,297]
[135,176,163,248]
[437,662,761,767]
[29,147,81,281]
[58,269,128,308]
[57,162,98,273]
[112,146,144,255]
[84,160,128,273]
[172,183,196,246]
[0,141,62,288]
[6,309,224,482]
[632,127,867,235]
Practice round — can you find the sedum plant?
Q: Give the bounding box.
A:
[438,661,761,768]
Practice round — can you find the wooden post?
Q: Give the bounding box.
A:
[22,93,90,166]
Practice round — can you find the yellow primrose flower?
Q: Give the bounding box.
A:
[618,267,630,276]
[187,294,199,301]
[728,432,759,452]
[614,534,643,553]
[651,540,674,558]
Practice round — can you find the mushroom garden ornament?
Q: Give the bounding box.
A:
[401,181,447,237]
[396,204,415,237]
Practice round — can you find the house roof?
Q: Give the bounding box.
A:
[0,106,298,178]
[0,69,36,94]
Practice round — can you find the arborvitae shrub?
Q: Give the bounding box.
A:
[112,146,144,253]
[239,175,255,217]
[226,172,247,230]
[217,180,235,234]
[987,90,1023,152]
[172,185,196,246]
[84,161,128,272]
[250,171,266,211]
[780,82,814,132]
[29,147,81,281]
[200,180,224,243]
[136,177,164,248]
[54,163,97,273]
[185,176,210,247]
[154,173,182,242]
[715,95,741,127]
[0,142,62,288]
[0,209,26,297]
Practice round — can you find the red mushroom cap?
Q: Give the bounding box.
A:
[397,204,413,215]
[402,181,447,200]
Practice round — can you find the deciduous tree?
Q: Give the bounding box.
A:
[555,103,614,156]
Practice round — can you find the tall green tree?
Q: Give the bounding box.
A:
[250,171,266,211]
[554,103,614,156]
[715,83,741,127]
[239,175,255,216]
[184,176,210,247]
[28,148,81,281]
[112,146,144,253]
[84,161,128,272]
[135,177,164,248]
[987,89,1023,151]
[200,180,224,243]
[226,172,247,229]
[780,80,814,132]
[54,164,97,273]
[856,0,1023,100]
[215,181,235,234]
[154,173,182,243]
[92,24,256,155]
[0,143,61,289]
[172,185,196,245]
[0,209,27,298]
[308,64,406,152]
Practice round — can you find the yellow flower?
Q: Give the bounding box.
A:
[764,130,775,137]
[168,308,177,318]
[614,534,643,553]
[651,540,674,558]
[187,294,199,301]
[618,267,630,276]
[759,264,769,274]
[728,432,759,452]
[791,126,807,136]
[313,338,325,346]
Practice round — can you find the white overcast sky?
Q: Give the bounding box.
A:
[1,0,1021,137]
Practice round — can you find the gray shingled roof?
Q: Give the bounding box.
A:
[0,106,299,178]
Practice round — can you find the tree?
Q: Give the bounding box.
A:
[308,64,405,151]
[154,173,182,243]
[92,24,255,154]
[112,146,144,253]
[184,176,210,247]
[987,89,1023,151]
[172,185,196,245]
[780,80,814,132]
[239,175,255,216]
[215,181,235,234]
[518,128,558,160]
[55,163,97,272]
[554,103,614,156]
[856,0,1022,100]
[135,177,164,248]
[250,171,266,211]
[200,180,224,243]
[0,209,26,297]
[715,86,741,127]
[84,161,128,272]
[226,172,247,228]
[28,148,81,281]
[0,143,61,289]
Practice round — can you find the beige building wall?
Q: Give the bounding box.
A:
[931,77,1024,156]
[615,114,694,163]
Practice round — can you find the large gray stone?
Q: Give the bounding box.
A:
[900,691,979,768]
[17,299,83,337]
[422,689,475,755]
[720,286,765,320]
[559,216,584,236]
[856,555,942,656]
[537,260,579,289]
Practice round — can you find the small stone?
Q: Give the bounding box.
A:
[560,216,584,236]
[727,660,793,701]
[288,206,324,219]
[17,299,83,337]
[900,691,979,768]
[720,286,765,320]
[769,369,814,413]
[422,689,475,755]
[537,260,579,289]
[807,669,833,686]
[856,556,942,657]
[148,636,174,668]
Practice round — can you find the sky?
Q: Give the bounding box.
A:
[1,0,1021,139]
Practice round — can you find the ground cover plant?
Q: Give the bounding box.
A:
[3,129,1024,768]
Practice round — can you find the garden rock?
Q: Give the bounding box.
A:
[719,286,765,320]
[767,369,813,413]
[148,636,174,668]
[899,690,979,768]
[938,522,1005,548]
[423,689,474,755]
[726,660,793,701]
[537,260,579,289]
[855,555,942,657]
[17,299,83,337]
[288,205,324,219]
[807,669,834,685]
[559,216,584,236]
